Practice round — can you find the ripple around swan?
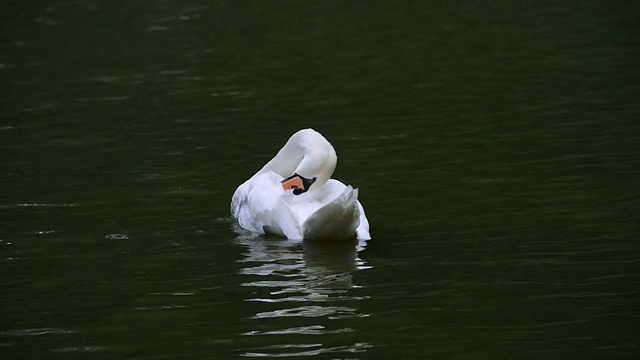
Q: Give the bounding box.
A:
[243,325,353,336]
[236,236,372,357]
[252,305,361,319]
[241,342,373,358]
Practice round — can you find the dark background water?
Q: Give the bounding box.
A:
[2,1,639,358]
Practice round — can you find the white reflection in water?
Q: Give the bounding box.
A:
[236,235,371,357]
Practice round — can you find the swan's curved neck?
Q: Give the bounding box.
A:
[257,129,337,191]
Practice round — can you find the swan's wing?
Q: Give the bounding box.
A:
[232,172,303,239]
[267,198,303,239]
[356,200,371,240]
[302,185,361,241]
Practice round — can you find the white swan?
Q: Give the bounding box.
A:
[231,129,370,241]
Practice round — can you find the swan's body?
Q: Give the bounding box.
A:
[231,129,370,241]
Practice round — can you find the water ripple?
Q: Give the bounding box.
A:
[1,328,72,336]
[253,305,359,319]
[243,325,353,336]
[242,342,372,358]
[236,236,372,357]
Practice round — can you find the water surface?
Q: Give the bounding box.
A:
[2,1,639,358]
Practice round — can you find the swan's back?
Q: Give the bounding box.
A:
[302,186,361,240]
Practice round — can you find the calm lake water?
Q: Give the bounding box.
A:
[2,1,640,359]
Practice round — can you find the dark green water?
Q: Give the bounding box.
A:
[2,1,640,358]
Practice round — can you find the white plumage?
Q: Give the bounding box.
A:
[231,129,370,241]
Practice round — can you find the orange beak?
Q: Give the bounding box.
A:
[281,175,304,191]
[281,173,317,195]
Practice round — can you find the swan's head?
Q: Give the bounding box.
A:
[281,173,317,195]
[283,129,337,195]
[260,129,337,195]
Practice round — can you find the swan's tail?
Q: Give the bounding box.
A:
[302,186,362,241]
